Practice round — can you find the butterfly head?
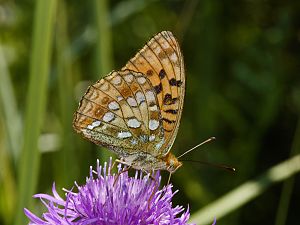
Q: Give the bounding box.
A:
[164,152,183,173]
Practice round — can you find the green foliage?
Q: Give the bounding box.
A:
[0,0,299,225]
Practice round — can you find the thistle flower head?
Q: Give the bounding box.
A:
[25,159,194,225]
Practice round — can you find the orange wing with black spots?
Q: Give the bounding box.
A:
[122,31,185,155]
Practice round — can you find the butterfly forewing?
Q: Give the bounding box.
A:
[122,31,185,155]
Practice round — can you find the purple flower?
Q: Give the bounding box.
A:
[24,159,194,225]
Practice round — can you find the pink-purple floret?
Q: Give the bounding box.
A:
[24,159,194,225]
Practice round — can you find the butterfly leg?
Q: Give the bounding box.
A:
[142,170,159,210]
[140,169,156,184]
[167,172,172,185]
[109,159,117,174]
[113,159,132,186]
[110,158,124,174]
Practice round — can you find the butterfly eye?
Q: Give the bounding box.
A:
[167,163,181,173]
[167,156,183,173]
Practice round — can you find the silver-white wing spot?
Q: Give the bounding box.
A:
[127,118,141,128]
[108,101,120,110]
[149,134,155,141]
[137,76,147,85]
[112,76,122,85]
[124,74,134,83]
[149,119,159,131]
[103,112,115,122]
[118,131,132,139]
[127,97,138,107]
[87,120,101,130]
[135,91,145,104]
[155,139,164,150]
[170,52,178,63]
[131,139,138,145]
[145,90,155,102]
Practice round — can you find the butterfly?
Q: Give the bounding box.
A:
[73,31,185,173]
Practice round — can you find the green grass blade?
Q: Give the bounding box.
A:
[0,44,22,163]
[55,0,78,186]
[190,154,300,224]
[0,43,19,225]
[93,0,113,161]
[275,117,300,225]
[15,1,57,224]
[110,0,157,26]
[0,122,17,225]
[93,0,113,77]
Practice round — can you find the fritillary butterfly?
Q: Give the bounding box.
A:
[73,31,185,173]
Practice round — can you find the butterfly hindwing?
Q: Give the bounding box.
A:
[73,70,165,157]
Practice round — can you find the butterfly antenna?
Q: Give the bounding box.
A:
[177,137,216,159]
[180,159,236,172]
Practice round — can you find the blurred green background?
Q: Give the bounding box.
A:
[1,0,300,224]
